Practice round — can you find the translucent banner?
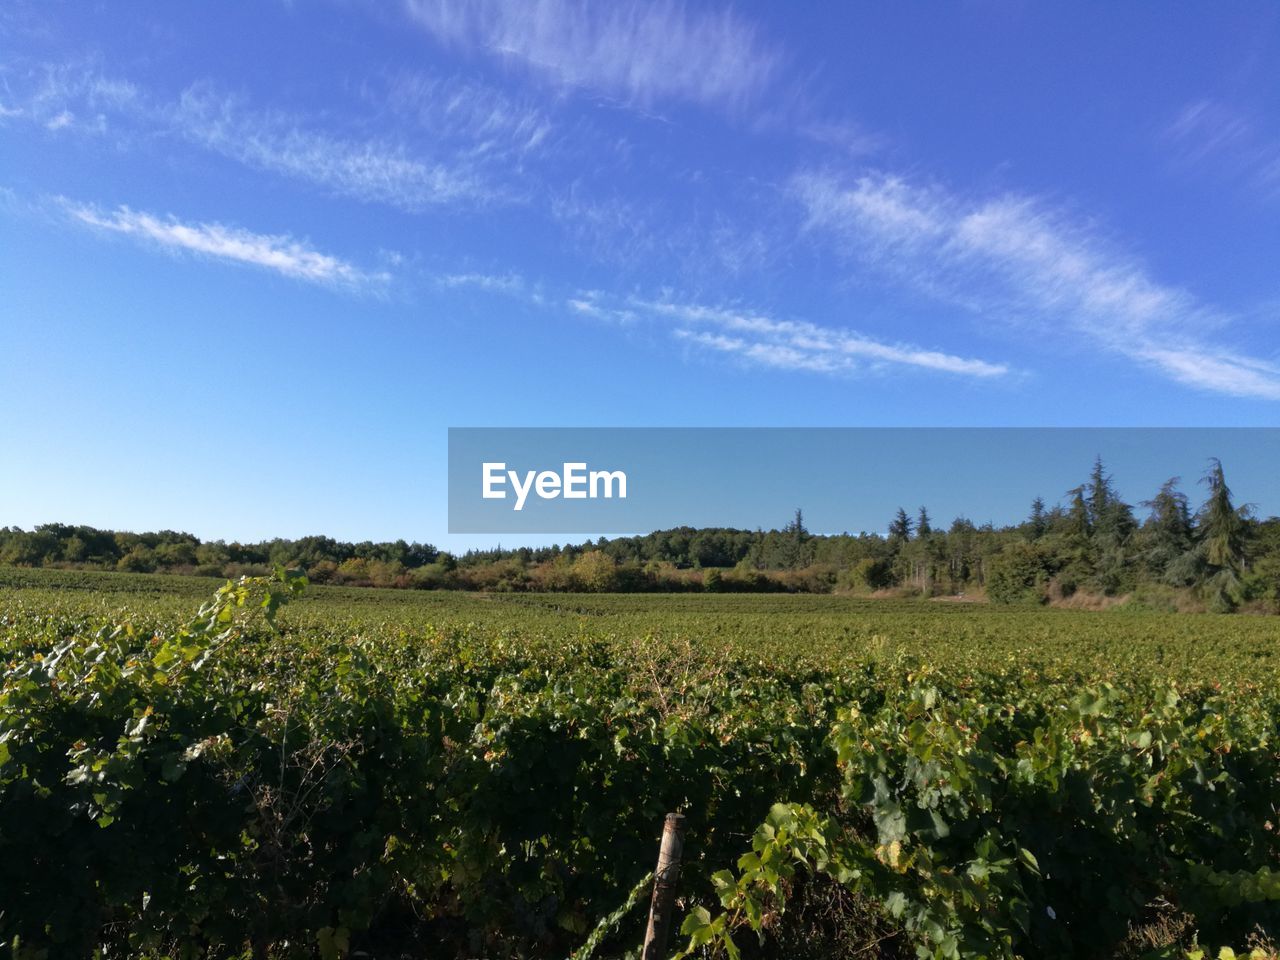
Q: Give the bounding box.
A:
[448,427,1279,534]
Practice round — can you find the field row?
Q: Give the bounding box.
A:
[2,570,1279,958]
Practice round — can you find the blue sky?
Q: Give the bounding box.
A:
[2,2,1278,548]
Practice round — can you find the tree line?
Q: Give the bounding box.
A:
[2,458,1277,610]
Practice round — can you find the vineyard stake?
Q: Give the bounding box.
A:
[642,812,686,960]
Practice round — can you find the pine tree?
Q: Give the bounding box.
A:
[889,507,914,543]
[1065,486,1091,540]
[1198,459,1248,611]
[787,508,807,538]
[1028,497,1047,540]
[1140,478,1197,585]
[1087,456,1112,527]
[1055,485,1096,595]
[1086,457,1136,549]
[782,509,810,570]
[1077,459,1136,594]
[917,506,932,538]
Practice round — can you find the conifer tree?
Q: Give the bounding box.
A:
[1140,478,1197,585]
[889,507,914,543]
[1028,497,1047,541]
[1198,459,1249,611]
[917,506,932,538]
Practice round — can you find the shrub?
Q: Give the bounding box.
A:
[987,543,1053,604]
[847,558,896,592]
[572,550,620,592]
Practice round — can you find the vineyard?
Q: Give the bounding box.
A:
[2,568,1279,959]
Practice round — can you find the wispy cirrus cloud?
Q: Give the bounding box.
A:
[796,118,886,158]
[376,70,554,160]
[645,297,1008,377]
[792,170,1280,400]
[674,329,839,374]
[567,295,640,325]
[0,62,530,210]
[570,292,1009,378]
[64,200,387,289]
[437,271,525,293]
[434,270,547,304]
[549,187,670,267]
[403,0,781,112]
[1165,98,1280,197]
[0,60,138,134]
[172,84,502,210]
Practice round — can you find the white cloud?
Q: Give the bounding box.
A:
[0,63,519,210]
[436,270,546,304]
[379,71,553,159]
[173,85,499,210]
[1133,347,1280,401]
[567,294,639,324]
[404,0,780,111]
[438,271,525,293]
[674,329,844,374]
[65,201,385,288]
[0,61,138,132]
[1165,98,1280,196]
[1167,100,1253,161]
[798,119,886,158]
[548,186,681,268]
[793,170,1280,400]
[570,292,1009,379]
[642,297,1008,378]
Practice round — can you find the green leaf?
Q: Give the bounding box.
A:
[161,756,187,782]
[680,906,712,937]
[316,925,349,960]
[1018,847,1041,875]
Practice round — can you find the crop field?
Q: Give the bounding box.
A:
[3,567,1279,959]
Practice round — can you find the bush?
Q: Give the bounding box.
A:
[116,546,157,574]
[0,577,842,957]
[681,669,1280,959]
[847,558,895,592]
[571,551,620,592]
[987,543,1053,604]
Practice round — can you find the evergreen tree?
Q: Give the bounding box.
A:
[1198,459,1249,611]
[787,508,807,538]
[1087,457,1136,549]
[946,517,977,589]
[1065,486,1092,540]
[1028,497,1047,541]
[917,506,933,538]
[906,507,942,593]
[1054,486,1096,594]
[1087,456,1113,527]
[889,507,914,543]
[1140,478,1197,585]
[782,509,810,570]
[1056,460,1136,595]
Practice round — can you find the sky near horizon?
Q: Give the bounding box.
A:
[2,2,1278,549]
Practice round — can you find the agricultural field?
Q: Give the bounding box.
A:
[3,567,1279,959]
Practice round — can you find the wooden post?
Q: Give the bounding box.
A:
[642,812,687,960]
